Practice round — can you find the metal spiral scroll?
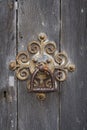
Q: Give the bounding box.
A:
[27,41,40,54]
[45,42,56,54]
[9,51,29,80]
[9,33,75,100]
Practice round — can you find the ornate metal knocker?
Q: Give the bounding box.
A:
[9,33,75,100]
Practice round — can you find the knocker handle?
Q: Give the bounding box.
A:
[29,65,56,93]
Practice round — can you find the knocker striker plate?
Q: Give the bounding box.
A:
[9,33,75,100]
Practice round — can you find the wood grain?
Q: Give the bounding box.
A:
[18,0,60,130]
[0,0,17,130]
[60,0,87,130]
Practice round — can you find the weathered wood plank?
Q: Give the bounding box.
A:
[0,0,17,130]
[60,0,87,130]
[18,0,60,130]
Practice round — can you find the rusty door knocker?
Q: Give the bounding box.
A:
[9,33,75,100]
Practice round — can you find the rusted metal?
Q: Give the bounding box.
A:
[30,64,55,92]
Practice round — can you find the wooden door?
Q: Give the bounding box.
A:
[0,0,87,130]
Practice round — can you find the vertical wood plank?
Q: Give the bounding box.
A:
[18,0,60,130]
[0,0,17,130]
[61,0,87,130]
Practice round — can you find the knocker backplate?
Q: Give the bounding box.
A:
[9,33,75,99]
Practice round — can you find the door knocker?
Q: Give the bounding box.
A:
[9,33,75,100]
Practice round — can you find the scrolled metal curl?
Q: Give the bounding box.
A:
[16,51,29,65]
[16,67,29,80]
[45,79,52,88]
[45,42,56,54]
[54,52,68,66]
[27,41,40,54]
[54,69,67,81]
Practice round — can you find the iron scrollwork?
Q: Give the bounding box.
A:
[9,33,75,100]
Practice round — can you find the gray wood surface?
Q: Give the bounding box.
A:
[0,0,87,130]
[0,0,17,130]
[18,0,60,130]
[60,0,87,130]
